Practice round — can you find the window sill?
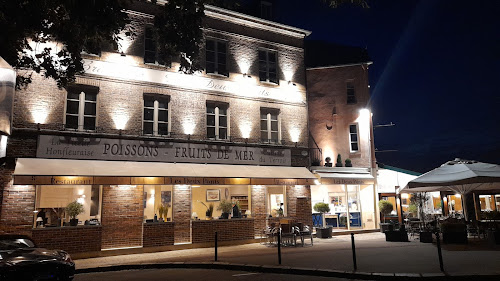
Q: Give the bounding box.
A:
[259,80,279,86]
[206,72,229,78]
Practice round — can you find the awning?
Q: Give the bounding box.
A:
[13,158,316,185]
[316,172,375,185]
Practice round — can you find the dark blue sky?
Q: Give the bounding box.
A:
[274,0,500,173]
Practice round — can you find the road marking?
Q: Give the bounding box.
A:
[232,273,261,277]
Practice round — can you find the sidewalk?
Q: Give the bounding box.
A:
[75,232,500,278]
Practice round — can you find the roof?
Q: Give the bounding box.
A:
[377,163,422,177]
[305,40,371,69]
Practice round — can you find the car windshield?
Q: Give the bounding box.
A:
[0,239,35,250]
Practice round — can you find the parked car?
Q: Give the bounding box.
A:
[0,235,75,280]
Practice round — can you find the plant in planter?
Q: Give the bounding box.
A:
[217,199,233,219]
[345,158,353,167]
[313,202,332,238]
[66,201,84,226]
[199,201,214,219]
[311,158,321,166]
[158,203,170,221]
[335,154,343,167]
[378,200,393,233]
[324,157,332,167]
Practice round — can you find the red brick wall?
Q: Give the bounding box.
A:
[0,181,36,236]
[192,219,254,243]
[101,185,143,249]
[173,185,191,244]
[142,222,174,247]
[251,185,266,237]
[307,65,371,167]
[286,185,312,227]
[32,226,102,254]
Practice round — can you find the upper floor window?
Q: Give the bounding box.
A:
[206,102,228,140]
[144,26,165,65]
[349,123,359,152]
[143,95,169,136]
[259,50,278,84]
[65,86,98,131]
[347,81,356,104]
[206,39,228,76]
[260,108,280,144]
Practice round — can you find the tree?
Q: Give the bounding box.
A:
[322,0,370,8]
[0,0,132,89]
[410,192,430,221]
[378,200,393,223]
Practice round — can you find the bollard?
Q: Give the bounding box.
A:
[351,233,357,271]
[435,231,444,271]
[215,231,218,262]
[277,230,282,265]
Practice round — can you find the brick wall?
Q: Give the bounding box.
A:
[101,185,143,249]
[286,185,312,227]
[173,185,191,243]
[251,185,266,237]
[191,219,254,243]
[142,222,175,247]
[0,181,35,236]
[32,226,102,254]
[307,65,371,167]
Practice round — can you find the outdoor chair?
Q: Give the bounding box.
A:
[261,226,278,245]
[280,224,298,246]
[299,225,313,246]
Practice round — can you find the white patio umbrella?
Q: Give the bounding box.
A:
[400,159,500,221]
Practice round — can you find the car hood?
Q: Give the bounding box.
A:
[0,248,64,264]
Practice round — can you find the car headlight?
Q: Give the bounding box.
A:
[59,251,73,263]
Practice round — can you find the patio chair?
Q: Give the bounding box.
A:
[261,226,278,245]
[280,224,298,246]
[299,225,313,246]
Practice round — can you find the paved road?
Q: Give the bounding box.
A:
[75,233,500,276]
[74,269,361,281]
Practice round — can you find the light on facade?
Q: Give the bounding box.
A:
[112,109,129,131]
[239,122,252,139]
[289,127,300,143]
[401,193,409,199]
[182,120,196,135]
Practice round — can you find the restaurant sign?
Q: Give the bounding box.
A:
[37,135,291,166]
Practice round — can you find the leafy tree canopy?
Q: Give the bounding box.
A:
[0,0,132,89]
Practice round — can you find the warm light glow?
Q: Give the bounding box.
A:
[111,107,129,130]
[239,121,252,139]
[31,101,50,124]
[0,135,7,158]
[283,69,294,82]
[443,197,447,201]
[237,59,250,75]
[397,198,401,205]
[359,108,370,118]
[455,193,461,197]
[314,180,320,185]
[182,119,196,135]
[401,193,409,199]
[78,189,84,196]
[289,127,300,143]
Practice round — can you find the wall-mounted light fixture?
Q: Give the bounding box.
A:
[288,81,296,86]
[120,51,126,57]
[242,73,251,78]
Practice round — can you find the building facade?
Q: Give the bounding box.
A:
[306,43,378,231]
[0,2,314,255]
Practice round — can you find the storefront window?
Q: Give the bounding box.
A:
[34,185,102,228]
[143,185,172,222]
[191,186,251,219]
[267,186,285,217]
[479,195,496,212]
[446,194,463,213]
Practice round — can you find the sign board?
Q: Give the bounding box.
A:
[14,175,315,186]
[37,135,291,166]
[83,59,305,104]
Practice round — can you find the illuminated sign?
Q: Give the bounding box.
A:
[83,59,305,104]
[37,135,291,166]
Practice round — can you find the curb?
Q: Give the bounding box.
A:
[75,262,500,280]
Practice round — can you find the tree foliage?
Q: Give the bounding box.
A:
[0,0,132,89]
[322,0,370,9]
[313,202,331,214]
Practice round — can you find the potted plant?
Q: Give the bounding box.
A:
[66,201,84,226]
[158,203,170,222]
[324,157,332,167]
[313,202,332,238]
[378,200,393,233]
[217,199,233,219]
[199,201,214,219]
[345,158,352,167]
[335,154,343,167]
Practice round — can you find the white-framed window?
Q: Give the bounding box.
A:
[347,80,356,104]
[65,86,98,131]
[267,186,286,216]
[206,102,229,140]
[143,95,170,136]
[260,108,280,144]
[206,39,228,76]
[258,49,278,84]
[144,26,165,65]
[349,123,359,152]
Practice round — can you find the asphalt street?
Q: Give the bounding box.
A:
[74,268,361,281]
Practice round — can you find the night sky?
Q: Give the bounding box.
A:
[274,0,500,173]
